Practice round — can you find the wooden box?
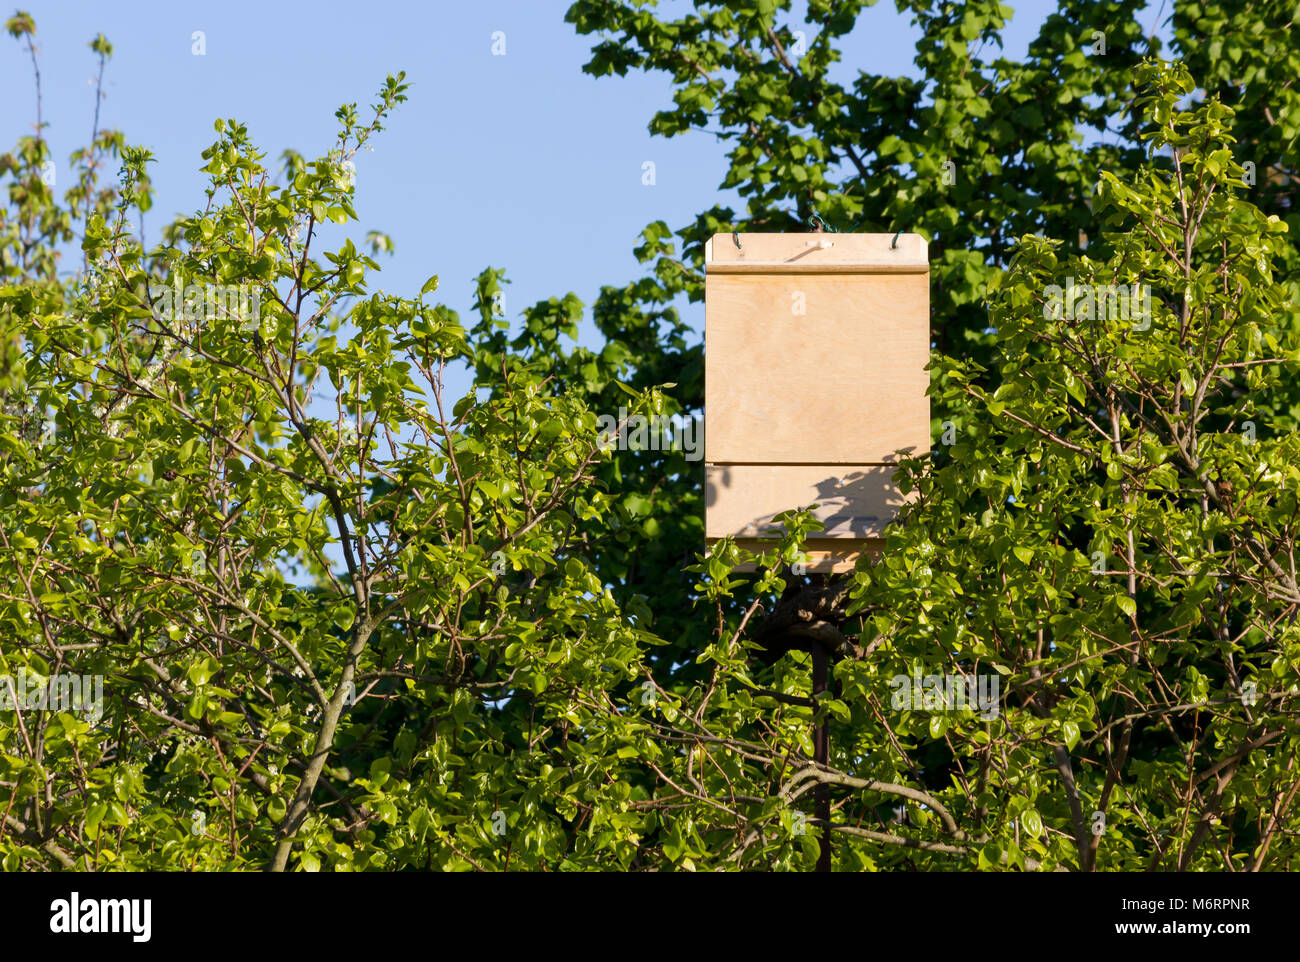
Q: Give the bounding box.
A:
[704,233,930,572]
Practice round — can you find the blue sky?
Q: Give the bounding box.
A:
[2,0,1097,369]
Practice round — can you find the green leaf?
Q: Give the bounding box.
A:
[187,659,215,687]
[1021,809,1043,839]
[1062,721,1081,751]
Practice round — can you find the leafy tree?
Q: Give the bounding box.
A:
[834,61,1300,870]
[3,18,663,871]
[557,0,1300,653]
[1,5,1298,873]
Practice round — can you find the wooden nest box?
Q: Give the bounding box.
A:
[704,232,930,573]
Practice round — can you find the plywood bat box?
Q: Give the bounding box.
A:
[704,233,930,572]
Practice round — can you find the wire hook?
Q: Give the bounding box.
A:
[891,230,903,249]
[732,231,742,250]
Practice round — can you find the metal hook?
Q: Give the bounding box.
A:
[732,231,742,250]
[891,230,903,249]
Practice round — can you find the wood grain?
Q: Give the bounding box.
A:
[706,538,886,574]
[705,463,912,539]
[705,271,929,464]
[707,231,928,268]
[703,233,930,567]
